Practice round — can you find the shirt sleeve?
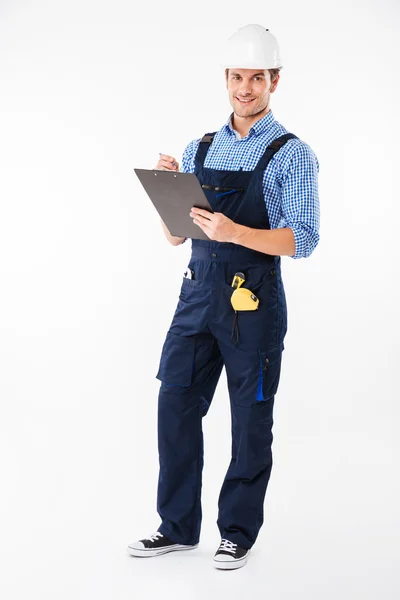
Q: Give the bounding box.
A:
[180,139,199,174]
[279,142,320,259]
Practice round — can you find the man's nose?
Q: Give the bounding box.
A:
[237,85,252,95]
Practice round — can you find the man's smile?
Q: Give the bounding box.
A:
[235,97,255,104]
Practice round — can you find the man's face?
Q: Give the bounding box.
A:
[225,68,277,118]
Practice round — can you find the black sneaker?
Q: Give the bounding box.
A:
[127,531,198,558]
[213,538,250,570]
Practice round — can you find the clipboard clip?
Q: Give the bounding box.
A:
[153,173,178,178]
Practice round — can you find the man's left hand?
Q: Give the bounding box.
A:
[190,207,239,243]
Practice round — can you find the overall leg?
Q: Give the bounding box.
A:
[155,331,223,546]
[216,338,284,549]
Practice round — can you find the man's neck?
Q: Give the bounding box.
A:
[231,107,271,139]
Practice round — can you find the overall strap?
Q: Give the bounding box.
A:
[194,132,217,169]
[254,133,298,173]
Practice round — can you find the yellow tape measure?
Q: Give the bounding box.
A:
[230,272,259,311]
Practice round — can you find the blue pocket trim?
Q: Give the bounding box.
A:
[256,349,264,401]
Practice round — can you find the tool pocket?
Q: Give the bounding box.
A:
[256,341,284,401]
[225,266,278,305]
[156,331,195,388]
[179,276,203,303]
[179,260,204,301]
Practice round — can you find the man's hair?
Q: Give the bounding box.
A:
[268,68,281,83]
[225,68,281,83]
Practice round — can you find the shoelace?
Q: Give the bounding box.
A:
[218,538,237,555]
[146,532,164,542]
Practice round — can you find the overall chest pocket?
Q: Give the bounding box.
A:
[201,184,244,199]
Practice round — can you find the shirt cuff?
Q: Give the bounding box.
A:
[288,224,319,259]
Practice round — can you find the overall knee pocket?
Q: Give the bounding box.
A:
[156,331,196,392]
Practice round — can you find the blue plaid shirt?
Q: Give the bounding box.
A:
[181,109,320,259]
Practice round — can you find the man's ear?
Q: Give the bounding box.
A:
[270,74,280,93]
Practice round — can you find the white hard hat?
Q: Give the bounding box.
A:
[221,24,283,70]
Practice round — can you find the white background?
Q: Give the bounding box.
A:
[0,1,399,598]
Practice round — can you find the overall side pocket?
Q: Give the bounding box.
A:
[256,341,284,401]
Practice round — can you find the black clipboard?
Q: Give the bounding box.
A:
[134,169,214,241]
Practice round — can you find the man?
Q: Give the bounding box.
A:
[128,24,320,570]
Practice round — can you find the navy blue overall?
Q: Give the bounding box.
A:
[155,131,298,549]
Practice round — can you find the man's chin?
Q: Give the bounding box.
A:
[233,106,258,117]
[237,104,269,119]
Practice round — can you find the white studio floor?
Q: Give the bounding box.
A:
[1,520,396,599]
[1,453,397,600]
[1,343,398,600]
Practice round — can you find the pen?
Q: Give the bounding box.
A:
[159,152,177,167]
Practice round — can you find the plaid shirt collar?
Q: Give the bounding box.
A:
[224,109,276,138]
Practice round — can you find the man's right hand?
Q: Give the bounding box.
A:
[155,154,179,171]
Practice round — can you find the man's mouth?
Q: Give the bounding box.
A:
[236,97,255,104]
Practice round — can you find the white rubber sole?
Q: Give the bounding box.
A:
[127,543,199,558]
[213,552,250,570]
